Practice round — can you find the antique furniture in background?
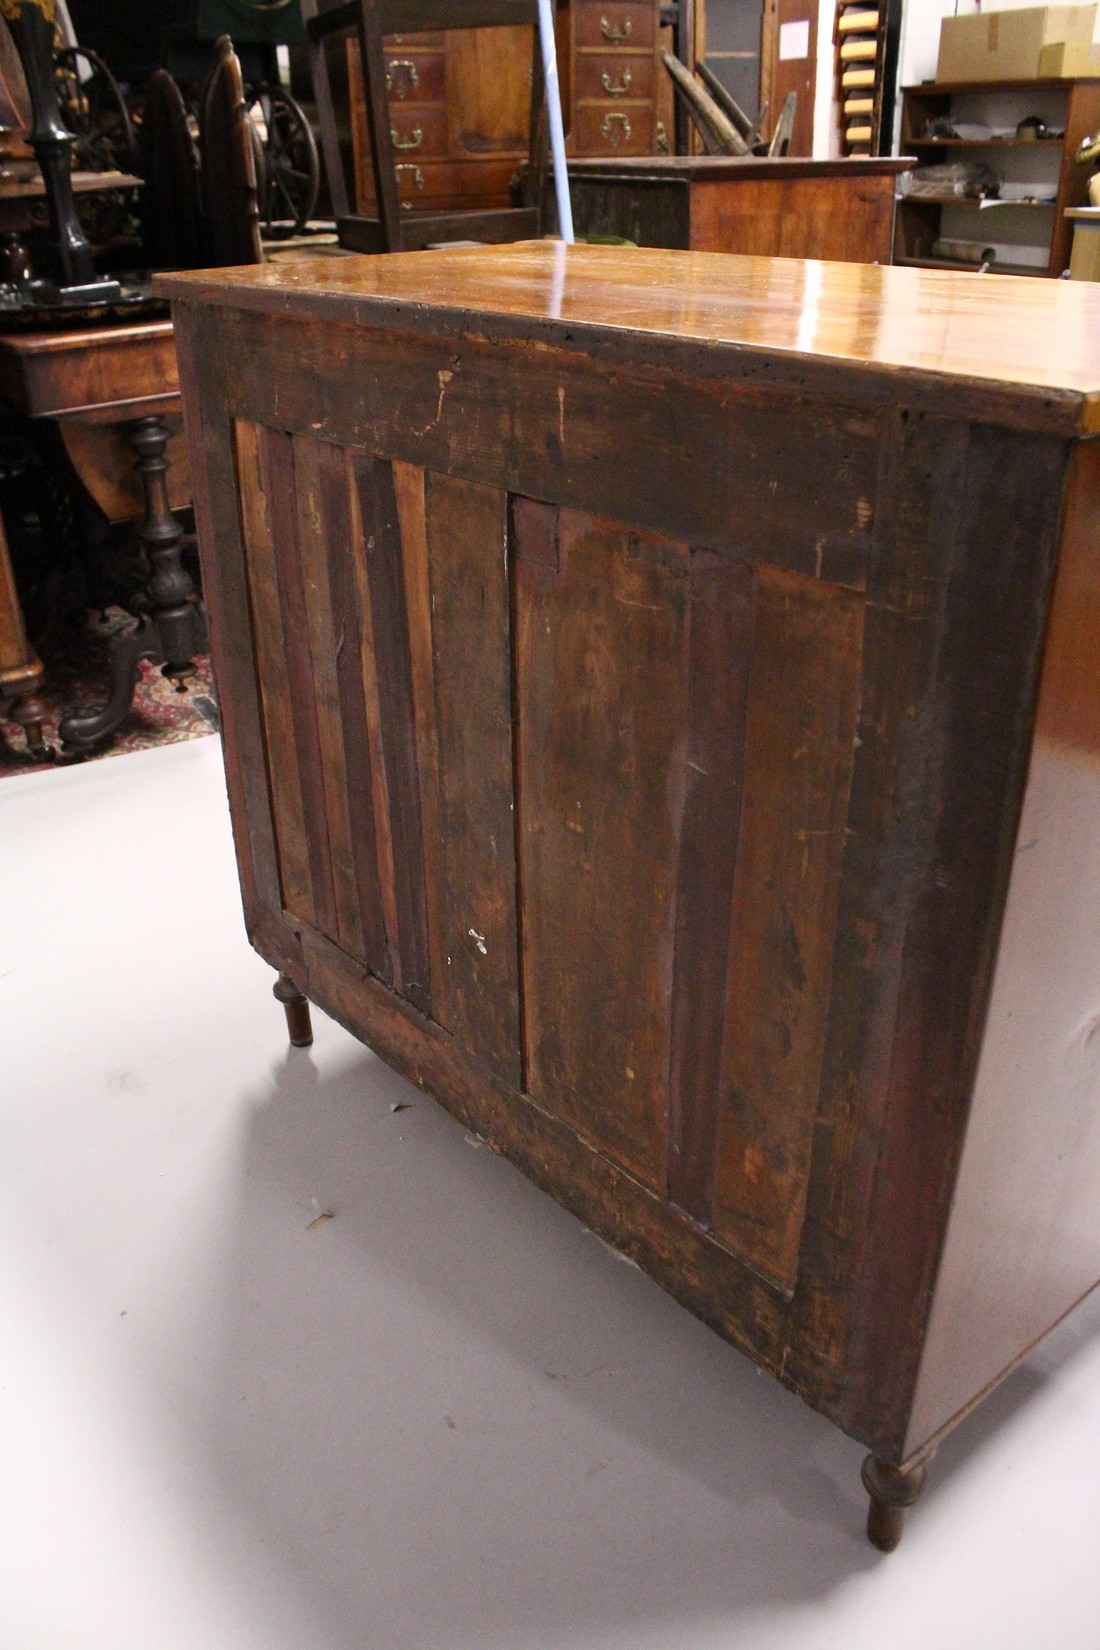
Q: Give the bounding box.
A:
[162,241,1100,1549]
[199,34,263,267]
[0,320,200,752]
[895,76,1100,277]
[564,153,911,260]
[302,0,555,253]
[331,0,680,240]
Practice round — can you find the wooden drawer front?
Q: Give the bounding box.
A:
[574,51,654,103]
[385,30,444,45]
[574,1,657,52]
[388,106,448,158]
[383,49,444,103]
[356,157,520,211]
[573,103,655,155]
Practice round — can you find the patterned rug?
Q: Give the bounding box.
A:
[0,604,219,777]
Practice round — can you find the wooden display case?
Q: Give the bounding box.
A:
[895,76,1100,276]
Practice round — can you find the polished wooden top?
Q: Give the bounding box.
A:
[562,156,915,180]
[157,242,1100,435]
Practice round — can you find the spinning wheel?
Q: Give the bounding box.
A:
[54,45,139,248]
[245,85,320,232]
[54,46,137,176]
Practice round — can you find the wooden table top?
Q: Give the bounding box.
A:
[562,156,916,180]
[0,319,178,422]
[0,169,142,199]
[157,241,1100,436]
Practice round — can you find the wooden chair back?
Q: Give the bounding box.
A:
[198,35,262,268]
[138,69,205,271]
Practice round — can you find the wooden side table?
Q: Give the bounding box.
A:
[562,154,914,261]
[0,317,204,754]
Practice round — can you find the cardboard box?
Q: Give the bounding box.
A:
[937,5,1096,82]
[1038,37,1100,73]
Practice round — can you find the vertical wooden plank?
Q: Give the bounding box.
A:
[316,440,391,981]
[515,506,690,1189]
[711,565,864,1290]
[394,459,448,1019]
[349,450,432,1014]
[260,424,337,942]
[174,311,281,940]
[666,550,756,1220]
[234,418,314,927]
[292,433,366,964]
[423,470,521,1082]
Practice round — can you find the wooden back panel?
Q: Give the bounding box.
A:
[166,249,1085,1462]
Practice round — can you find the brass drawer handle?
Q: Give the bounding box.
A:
[386,58,419,98]
[396,162,425,189]
[600,15,632,42]
[392,124,423,150]
[601,111,632,145]
[601,68,632,96]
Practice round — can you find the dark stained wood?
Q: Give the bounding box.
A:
[902,435,1100,1457]
[293,434,370,966]
[514,508,689,1188]
[198,35,262,269]
[208,307,879,586]
[665,550,755,1220]
[274,971,315,1046]
[422,470,521,1078]
[712,565,863,1290]
[394,460,448,1008]
[349,450,432,1011]
[319,442,393,981]
[235,420,318,928]
[163,245,1100,1548]
[173,305,282,946]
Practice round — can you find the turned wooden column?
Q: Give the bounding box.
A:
[274,973,314,1047]
[862,1455,930,1552]
[0,507,48,757]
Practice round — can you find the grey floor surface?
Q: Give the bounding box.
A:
[2,734,1098,1650]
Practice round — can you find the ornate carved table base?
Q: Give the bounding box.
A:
[0,317,195,756]
[58,413,205,754]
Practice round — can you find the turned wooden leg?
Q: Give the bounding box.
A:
[273,972,313,1047]
[862,1455,929,1552]
[8,681,50,758]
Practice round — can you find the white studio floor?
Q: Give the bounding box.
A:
[2,732,1099,1650]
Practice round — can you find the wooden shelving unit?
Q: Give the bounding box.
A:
[894,77,1100,276]
[834,0,887,155]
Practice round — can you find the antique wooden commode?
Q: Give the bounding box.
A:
[159,244,1100,1548]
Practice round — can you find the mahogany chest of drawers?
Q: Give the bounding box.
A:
[346,1,667,219]
[160,244,1100,1547]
